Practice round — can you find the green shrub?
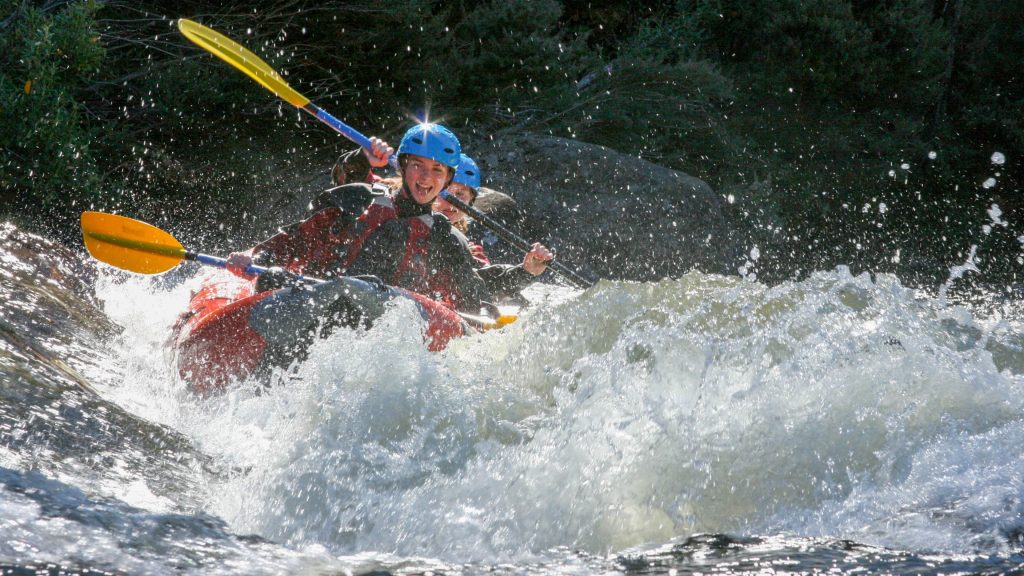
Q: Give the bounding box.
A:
[683,0,948,110]
[537,5,735,173]
[433,0,591,123]
[0,0,108,231]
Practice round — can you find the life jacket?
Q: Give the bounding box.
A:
[252,184,377,278]
[343,192,466,309]
[468,242,490,267]
[340,193,401,270]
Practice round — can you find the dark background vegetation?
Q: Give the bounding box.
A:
[1,0,1021,289]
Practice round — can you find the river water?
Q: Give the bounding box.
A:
[1,223,1023,574]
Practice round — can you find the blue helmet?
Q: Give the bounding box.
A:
[452,154,481,189]
[397,123,461,170]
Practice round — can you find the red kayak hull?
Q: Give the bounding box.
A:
[172,270,469,395]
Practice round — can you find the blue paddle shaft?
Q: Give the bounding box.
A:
[190,253,273,279]
[308,104,400,170]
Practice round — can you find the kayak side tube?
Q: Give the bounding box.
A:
[177,275,471,394]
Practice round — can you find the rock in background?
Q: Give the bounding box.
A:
[468,133,743,282]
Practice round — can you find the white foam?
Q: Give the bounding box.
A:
[93,267,1024,561]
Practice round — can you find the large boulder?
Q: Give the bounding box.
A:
[469,133,743,282]
[0,223,213,506]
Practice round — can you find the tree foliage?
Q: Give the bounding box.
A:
[0,0,1020,285]
[1,0,107,231]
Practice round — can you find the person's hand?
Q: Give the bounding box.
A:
[226,252,256,280]
[523,242,553,276]
[363,137,394,168]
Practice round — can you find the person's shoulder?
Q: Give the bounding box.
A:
[309,183,377,214]
[437,214,472,248]
[449,223,469,243]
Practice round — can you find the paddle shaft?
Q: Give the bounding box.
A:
[187,252,506,329]
[80,210,510,330]
[186,253,326,285]
[301,102,400,170]
[439,191,595,289]
[188,252,265,275]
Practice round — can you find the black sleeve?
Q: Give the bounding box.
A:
[428,217,495,311]
[331,148,373,186]
[344,218,406,280]
[477,263,535,298]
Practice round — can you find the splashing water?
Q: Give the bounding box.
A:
[95,266,1024,562]
[4,237,1024,573]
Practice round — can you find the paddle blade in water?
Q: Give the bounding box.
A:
[456,312,519,331]
[177,19,310,109]
[80,212,187,274]
[495,315,519,327]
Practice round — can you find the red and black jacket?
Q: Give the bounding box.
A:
[342,189,493,312]
[249,182,493,312]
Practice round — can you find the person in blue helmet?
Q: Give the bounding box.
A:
[433,154,553,295]
[332,146,554,300]
[225,123,496,313]
[432,154,483,237]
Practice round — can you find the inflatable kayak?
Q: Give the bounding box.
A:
[172,269,474,395]
[76,210,514,395]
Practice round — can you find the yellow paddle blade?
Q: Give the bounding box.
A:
[80,212,187,275]
[178,18,310,108]
[495,315,519,327]
[457,312,519,331]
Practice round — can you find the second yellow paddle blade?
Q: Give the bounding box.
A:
[495,315,518,327]
[80,212,187,275]
[178,18,310,108]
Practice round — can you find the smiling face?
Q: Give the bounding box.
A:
[433,183,476,224]
[401,154,453,205]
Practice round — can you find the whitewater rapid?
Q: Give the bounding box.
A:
[91,265,1024,564]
